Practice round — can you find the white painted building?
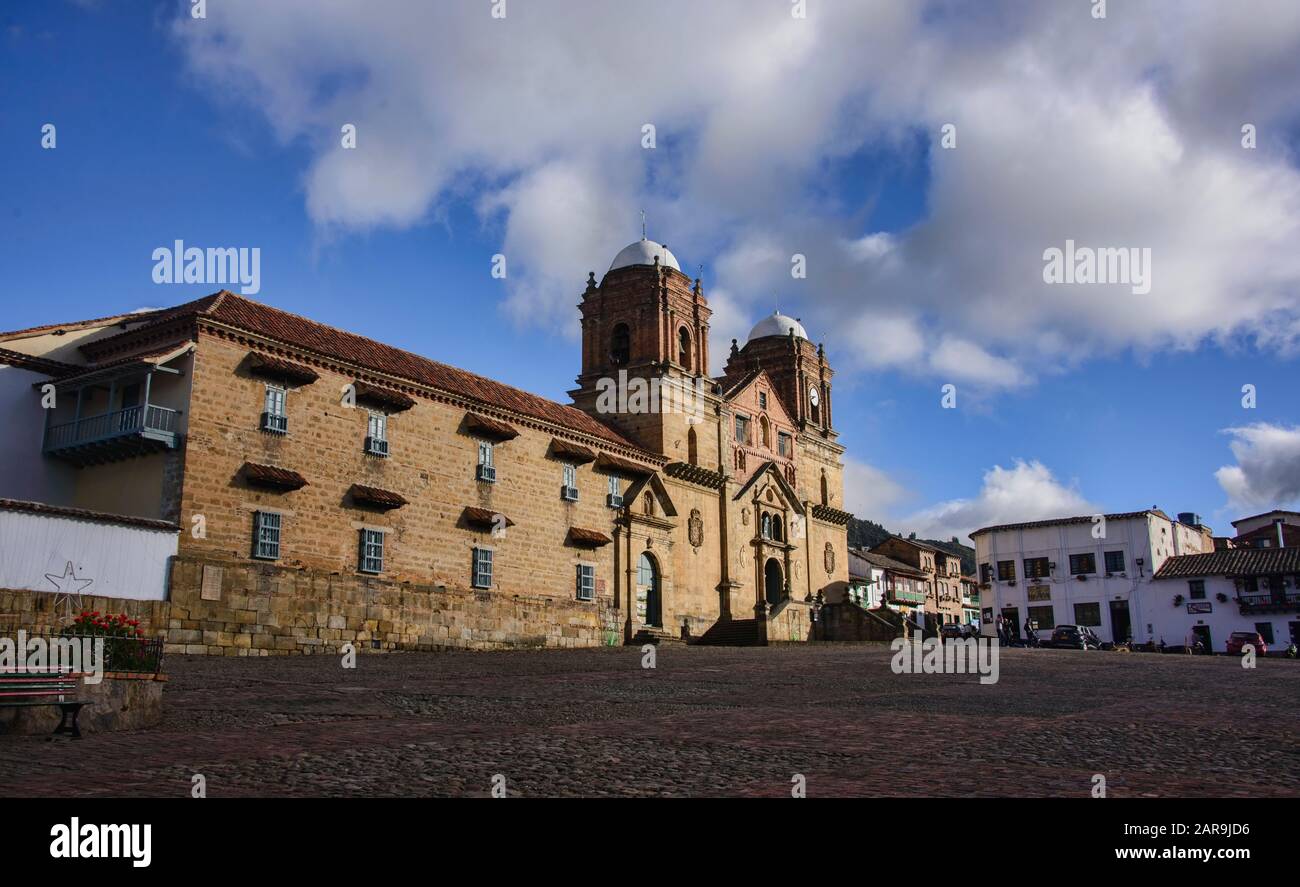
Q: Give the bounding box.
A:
[971,510,1214,644]
[1150,547,1300,653]
[0,498,178,604]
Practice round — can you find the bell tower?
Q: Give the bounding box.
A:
[570,238,712,454]
[723,313,835,437]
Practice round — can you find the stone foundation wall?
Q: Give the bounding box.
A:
[163,555,604,655]
[0,588,169,638]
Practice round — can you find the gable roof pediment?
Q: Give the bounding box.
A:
[733,460,804,515]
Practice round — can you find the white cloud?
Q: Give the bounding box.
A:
[1215,423,1300,510]
[171,1,1300,383]
[842,457,912,520]
[894,460,1095,543]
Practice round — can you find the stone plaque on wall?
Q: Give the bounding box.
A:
[200,564,223,601]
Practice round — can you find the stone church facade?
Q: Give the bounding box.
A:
[0,238,850,652]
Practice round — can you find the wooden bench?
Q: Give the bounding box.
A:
[0,672,86,739]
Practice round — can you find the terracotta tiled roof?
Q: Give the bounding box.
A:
[0,308,173,341]
[1154,547,1300,579]
[352,381,415,412]
[0,347,78,376]
[596,452,654,477]
[81,291,637,449]
[348,483,407,509]
[663,461,726,490]
[850,548,929,578]
[248,352,320,385]
[567,527,613,547]
[549,439,596,463]
[464,412,520,441]
[50,342,193,388]
[1230,510,1300,527]
[461,506,514,528]
[0,497,178,532]
[811,503,853,526]
[970,510,1174,537]
[242,462,308,490]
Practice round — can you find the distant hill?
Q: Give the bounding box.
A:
[847,517,976,576]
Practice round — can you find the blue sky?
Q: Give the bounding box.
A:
[3,1,1299,541]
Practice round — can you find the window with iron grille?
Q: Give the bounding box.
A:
[997,560,1016,581]
[472,548,493,589]
[365,411,389,456]
[561,463,578,500]
[778,431,791,458]
[1188,579,1206,600]
[359,528,384,573]
[1073,602,1101,626]
[476,441,496,482]
[606,473,622,507]
[1068,553,1096,575]
[576,564,594,601]
[1026,605,1055,630]
[1023,557,1051,579]
[261,385,287,433]
[1104,550,1126,573]
[980,563,993,584]
[253,511,281,560]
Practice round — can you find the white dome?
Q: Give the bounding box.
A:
[748,311,808,341]
[608,238,681,272]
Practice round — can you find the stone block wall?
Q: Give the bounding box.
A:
[164,554,604,655]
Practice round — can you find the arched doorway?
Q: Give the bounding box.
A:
[764,558,784,608]
[638,552,661,628]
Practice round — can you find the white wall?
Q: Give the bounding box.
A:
[0,364,76,505]
[976,515,1170,643]
[1146,575,1299,652]
[0,508,177,601]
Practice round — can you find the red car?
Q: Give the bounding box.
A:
[1225,631,1268,656]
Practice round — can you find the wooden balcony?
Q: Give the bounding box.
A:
[44,404,180,466]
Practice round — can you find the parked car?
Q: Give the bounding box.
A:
[1045,624,1101,650]
[940,623,970,641]
[1225,631,1268,656]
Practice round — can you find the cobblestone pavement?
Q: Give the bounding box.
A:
[1,644,1296,797]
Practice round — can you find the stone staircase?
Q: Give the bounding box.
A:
[696,618,765,647]
[631,627,679,646]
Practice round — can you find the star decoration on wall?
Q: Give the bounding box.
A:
[45,561,94,625]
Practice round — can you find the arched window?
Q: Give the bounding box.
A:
[677,326,691,371]
[687,427,698,466]
[735,448,746,471]
[772,516,783,542]
[760,415,770,449]
[820,470,829,506]
[610,323,630,367]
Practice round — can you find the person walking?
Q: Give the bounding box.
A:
[1023,616,1037,648]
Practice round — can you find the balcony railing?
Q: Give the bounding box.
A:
[44,404,179,460]
[1238,591,1300,614]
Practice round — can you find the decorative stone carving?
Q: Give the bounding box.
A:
[824,542,835,575]
[688,509,704,548]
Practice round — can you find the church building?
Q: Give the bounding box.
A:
[0,237,851,652]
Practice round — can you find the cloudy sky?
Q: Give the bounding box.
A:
[3,0,1299,541]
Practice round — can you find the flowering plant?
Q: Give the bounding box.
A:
[60,611,154,672]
